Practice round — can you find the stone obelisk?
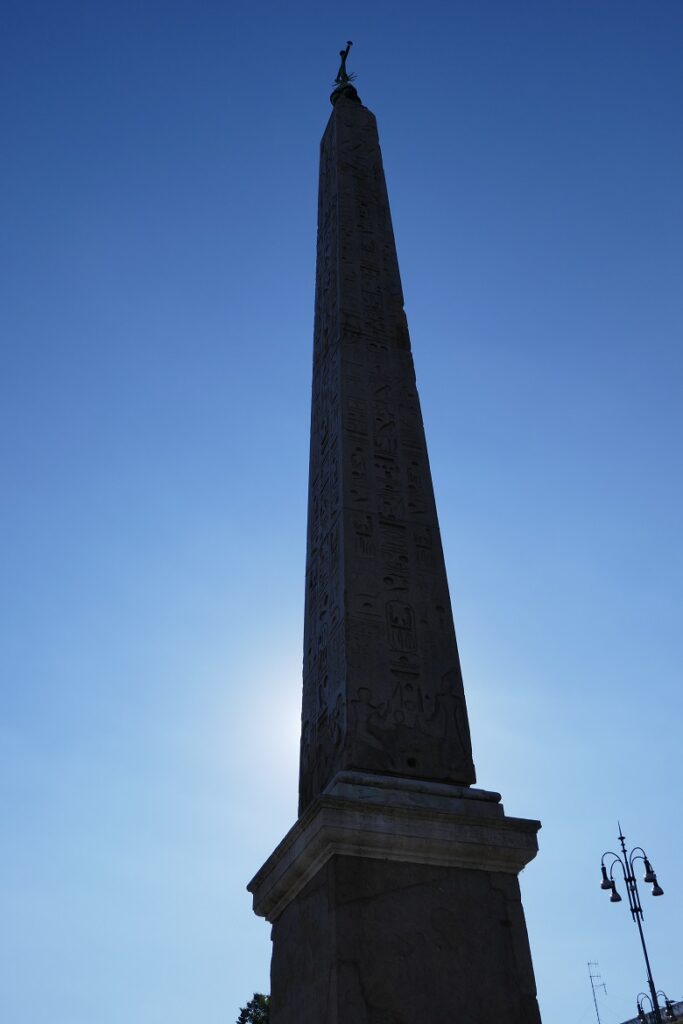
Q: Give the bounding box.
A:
[249,45,542,1024]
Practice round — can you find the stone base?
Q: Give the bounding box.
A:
[248,772,542,1024]
[269,855,540,1024]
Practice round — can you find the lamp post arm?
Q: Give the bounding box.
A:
[602,852,641,916]
[602,852,627,888]
[602,851,625,871]
[630,848,652,880]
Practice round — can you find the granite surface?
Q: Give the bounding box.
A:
[249,772,539,923]
[250,92,543,1024]
[300,93,476,814]
[269,855,542,1024]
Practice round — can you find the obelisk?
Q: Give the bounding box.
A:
[249,45,543,1024]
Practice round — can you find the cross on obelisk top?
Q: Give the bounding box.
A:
[331,40,360,105]
[335,41,354,85]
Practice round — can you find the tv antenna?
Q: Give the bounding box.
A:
[588,962,607,1024]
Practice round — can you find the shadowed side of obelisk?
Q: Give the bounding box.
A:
[248,48,542,1024]
[299,89,475,814]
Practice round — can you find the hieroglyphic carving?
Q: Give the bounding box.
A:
[387,602,417,653]
[299,94,475,814]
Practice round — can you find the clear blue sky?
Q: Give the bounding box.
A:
[1,3,681,1022]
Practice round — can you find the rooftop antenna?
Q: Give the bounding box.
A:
[588,962,607,1024]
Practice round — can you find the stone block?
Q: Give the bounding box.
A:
[268,855,541,1024]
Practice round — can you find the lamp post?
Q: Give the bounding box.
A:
[637,991,677,1023]
[600,825,665,1024]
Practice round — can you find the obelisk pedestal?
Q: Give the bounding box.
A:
[249,773,540,1023]
[249,61,542,1024]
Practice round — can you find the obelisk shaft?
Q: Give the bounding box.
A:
[300,94,475,812]
[248,81,542,1024]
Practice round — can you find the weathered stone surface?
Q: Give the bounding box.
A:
[248,87,542,1024]
[270,855,542,1024]
[301,93,475,815]
[248,772,540,923]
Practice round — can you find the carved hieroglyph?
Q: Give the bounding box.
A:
[300,95,476,812]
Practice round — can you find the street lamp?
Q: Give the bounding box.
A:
[637,992,677,1023]
[600,825,666,1024]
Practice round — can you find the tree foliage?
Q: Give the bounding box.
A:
[237,993,270,1024]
